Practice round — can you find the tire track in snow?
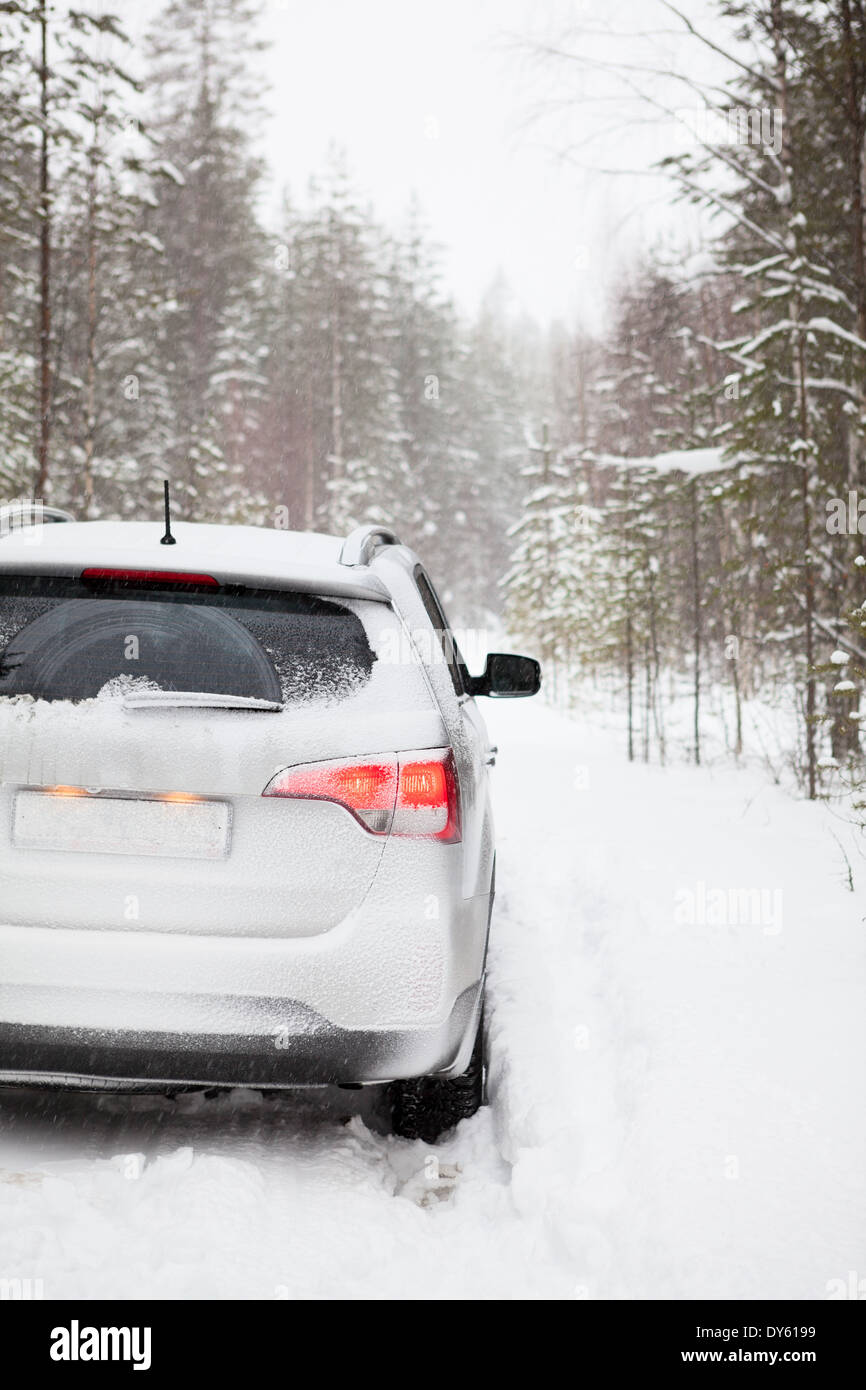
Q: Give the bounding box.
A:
[486,700,660,1297]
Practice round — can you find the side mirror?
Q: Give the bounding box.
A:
[467,652,541,699]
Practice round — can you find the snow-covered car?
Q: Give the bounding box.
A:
[0,517,539,1141]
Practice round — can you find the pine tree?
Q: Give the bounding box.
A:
[138,0,271,522]
[383,200,463,562]
[0,1,142,501]
[448,277,526,619]
[262,158,401,535]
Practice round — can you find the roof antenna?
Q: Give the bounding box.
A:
[160,479,176,546]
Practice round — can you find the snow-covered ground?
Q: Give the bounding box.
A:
[1,699,865,1299]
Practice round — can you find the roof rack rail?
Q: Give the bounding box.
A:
[339,524,400,567]
[0,502,75,534]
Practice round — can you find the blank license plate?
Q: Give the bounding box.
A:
[12,791,231,860]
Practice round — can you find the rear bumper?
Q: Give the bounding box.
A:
[0,981,483,1090]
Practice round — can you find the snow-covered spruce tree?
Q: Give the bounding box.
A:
[522,0,866,781]
[447,277,527,621]
[594,262,685,457]
[582,255,746,760]
[656,0,866,794]
[545,321,599,458]
[260,172,530,622]
[39,13,172,518]
[0,4,40,495]
[504,423,566,674]
[138,0,272,525]
[3,0,56,499]
[381,201,465,587]
[503,422,599,697]
[834,556,866,790]
[592,461,678,762]
[593,259,729,459]
[258,190,315,530]
[311,162,402,536]
[262,155,402,537]
[0,0,145,503]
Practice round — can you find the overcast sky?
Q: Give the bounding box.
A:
[125,0,728,330]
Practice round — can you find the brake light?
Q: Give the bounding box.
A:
[262,749,460,841]
[262,757,398,833]
[81,568,219,587]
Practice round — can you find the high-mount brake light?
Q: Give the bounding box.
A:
[262,749,460,842]
[81,568,219,587]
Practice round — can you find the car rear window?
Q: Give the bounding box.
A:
[0,576,376,705]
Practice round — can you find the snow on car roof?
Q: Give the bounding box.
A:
[0,521,392,601]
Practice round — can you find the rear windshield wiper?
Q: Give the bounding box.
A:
[121,691,284,712]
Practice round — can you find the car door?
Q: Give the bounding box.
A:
[412,567,495,901]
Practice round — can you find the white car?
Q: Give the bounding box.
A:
[0,517,539,1141]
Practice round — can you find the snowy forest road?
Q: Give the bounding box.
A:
[1,701,864,1299]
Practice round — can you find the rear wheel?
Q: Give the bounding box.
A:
[388,1006,485,1143]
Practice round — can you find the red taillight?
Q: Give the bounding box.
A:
[398,761,446,807]
[81,568,219,587]
[262,757,398,834]
[262,749,460,842]
[395,755,460,841]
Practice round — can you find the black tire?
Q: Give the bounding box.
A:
[388,1006,485,1143]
